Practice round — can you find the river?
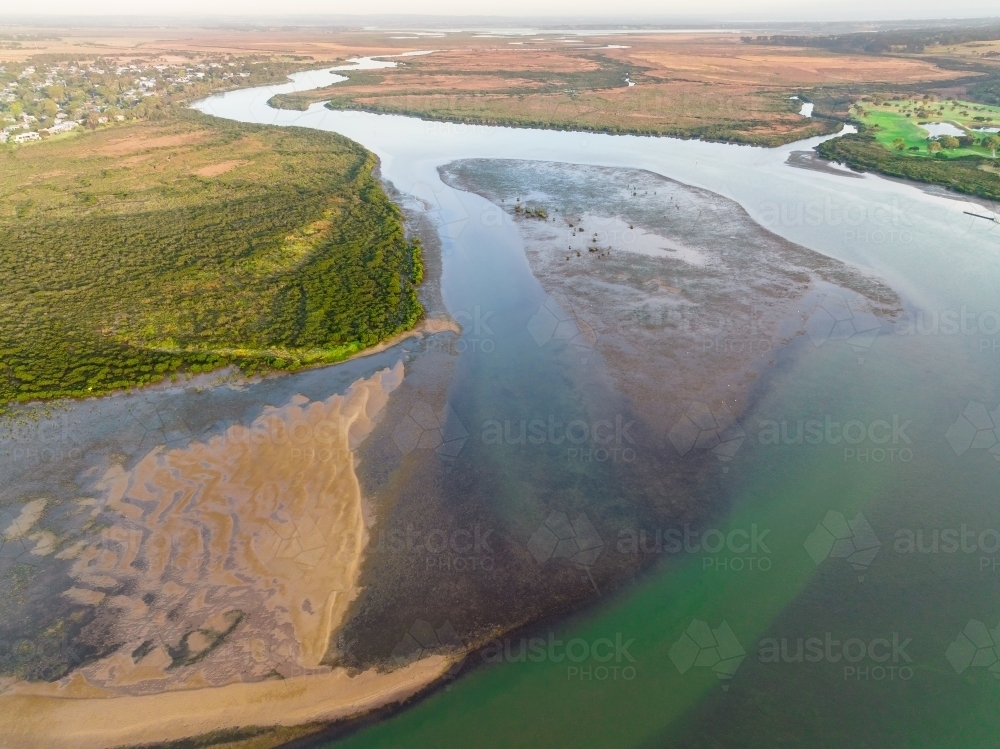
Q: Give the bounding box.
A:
[193,62,1000,748]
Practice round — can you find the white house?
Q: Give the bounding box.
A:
[13,131,41,144]
[45,120,78,135]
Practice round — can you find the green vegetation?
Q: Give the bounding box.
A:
[851,95,1000,157]
[1,56,308,140]
[319,94,827,146]
[0,112,423,410]
[969,77,1000,107]
[817,129,1000,200]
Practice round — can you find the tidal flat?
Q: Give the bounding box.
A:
[0,158,904,748]
[334,159,902,676]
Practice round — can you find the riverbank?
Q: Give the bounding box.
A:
[816,128,1000,201]
[0,655,453,749]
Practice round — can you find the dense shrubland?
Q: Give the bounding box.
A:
[0,112,423,409]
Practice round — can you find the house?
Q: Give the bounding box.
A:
[45,120,78,135]
[13,131,41,144]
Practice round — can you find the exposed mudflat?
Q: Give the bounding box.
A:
[786,150,863,178]
[440,159,899,450]
[0,362,462,748]
[332,160,902,679]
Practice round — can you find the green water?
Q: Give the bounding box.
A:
[194,73,1000,748]
[326,327,999,748]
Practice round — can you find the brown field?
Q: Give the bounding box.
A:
[0,28,392,64]
[922,39,1000,65]
[269,32,964,144]
[193,159,250,177]
[1,25,973,145]
[89,130,209,156]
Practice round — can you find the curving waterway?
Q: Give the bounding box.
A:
[194,62,1000,748]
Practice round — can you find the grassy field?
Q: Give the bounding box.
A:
[0,113,423,410]
[817,129,1000,200]
[853,97,1000,157]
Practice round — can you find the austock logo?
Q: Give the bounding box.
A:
[527,511,604,593]
[945,401,1000,465]
[946,620,1000,680]
[804,511,881,581]
[806,293,881,364]
[668,402,745,465]
[526,294,598,363]
[392,401,469,470]
[669,619,746,690]
[758,632,913,681]
[410,181,470,245]
[391,619,466,686]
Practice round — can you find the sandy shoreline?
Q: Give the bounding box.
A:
[0,361,457,749]
[0,655,452,749]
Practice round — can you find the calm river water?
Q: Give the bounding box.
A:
[194,64,1000,748]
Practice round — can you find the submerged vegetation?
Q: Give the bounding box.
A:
[0,112,423,410]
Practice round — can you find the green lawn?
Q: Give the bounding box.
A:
[853,96,1000,158]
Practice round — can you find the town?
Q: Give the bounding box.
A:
[1,55,302,144]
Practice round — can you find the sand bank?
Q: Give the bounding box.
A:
[0,361,454,747]
[0,655,450,749]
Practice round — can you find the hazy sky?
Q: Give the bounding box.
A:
[10,0,1000,20]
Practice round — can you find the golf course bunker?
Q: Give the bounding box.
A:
[0,361,456,748]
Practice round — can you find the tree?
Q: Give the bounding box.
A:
[927,141,943,154]
[983,135,1000,158]
[893,137,906,150]
[940,135,960,150]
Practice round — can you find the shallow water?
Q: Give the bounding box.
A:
[189,65,1000,747]
[920,121,966,138]
[114,65,1000,745]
